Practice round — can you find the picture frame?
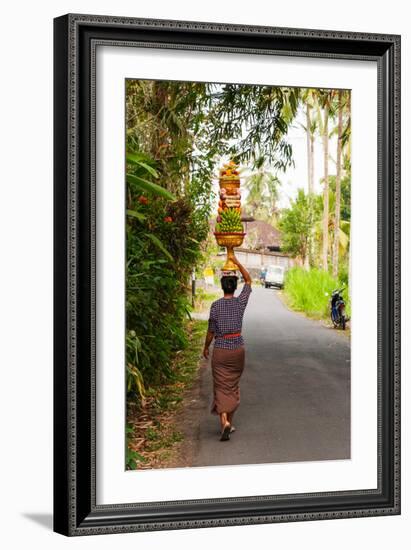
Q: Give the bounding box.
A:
[53,13,401,536]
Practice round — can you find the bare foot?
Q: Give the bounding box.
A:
[220,421,231,441]
[220,412,228,431]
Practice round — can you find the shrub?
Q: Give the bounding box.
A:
[126,153,209,405]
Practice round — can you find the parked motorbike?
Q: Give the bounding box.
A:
[327,287,347,330]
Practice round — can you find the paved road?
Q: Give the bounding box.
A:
[189,284,350,467]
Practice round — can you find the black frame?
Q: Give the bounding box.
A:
[53,13,401,536]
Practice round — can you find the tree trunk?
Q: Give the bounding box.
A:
[306,104,314,194]
[333,90,343,279]
[322,102,329,272]
[310,134,315,191]
[306,102,315,268]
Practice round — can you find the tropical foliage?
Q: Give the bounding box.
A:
[278,189,321,265]
[278,88,351,281]
[125,79,352,467]
[125,80,352,407]
[243,168,281,225]
[125,152,208,402]
[125,79,300,408]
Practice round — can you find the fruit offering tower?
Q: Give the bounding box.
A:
[214,160,246,272]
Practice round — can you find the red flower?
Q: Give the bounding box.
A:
[164,216,173,223]
[138,195,149,205]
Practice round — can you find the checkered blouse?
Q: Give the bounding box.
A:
[208,283,252,350]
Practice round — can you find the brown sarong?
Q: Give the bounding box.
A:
[210,345,245,415]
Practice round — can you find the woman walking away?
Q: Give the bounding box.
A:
[203,255,252,441]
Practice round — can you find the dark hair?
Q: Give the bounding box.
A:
[221,275,238,295]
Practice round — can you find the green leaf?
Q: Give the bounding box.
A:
[126,209,146,221]
[138,161,159,178]
[145,233,174,262]
[126,154,159,178]
[127,363,146,398]
[126,173,176,200]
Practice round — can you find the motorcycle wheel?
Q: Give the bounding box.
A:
[341,316,346,330]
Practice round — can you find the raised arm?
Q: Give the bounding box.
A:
[232,255,252,285]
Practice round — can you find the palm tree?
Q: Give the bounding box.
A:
[300,89,318,268]
[342,94,352,300]
[206,84,299,171]
[326,89,351,279]
[301,89,317,195]
[244,167,280,225]
[332,89,344,278]
[316,90,333,271]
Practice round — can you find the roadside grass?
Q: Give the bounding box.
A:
[126,319,208,470]
[282,266,351,321]
[188,287,220,313]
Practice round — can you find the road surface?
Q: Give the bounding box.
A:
[182,284,350,467]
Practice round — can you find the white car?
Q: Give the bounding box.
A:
[264,265,285,289]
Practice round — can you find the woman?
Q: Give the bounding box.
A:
[202,255,252,441]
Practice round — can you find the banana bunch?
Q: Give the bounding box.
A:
[215,208,243,233]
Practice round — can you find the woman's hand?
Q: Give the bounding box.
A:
[203,330,214,360]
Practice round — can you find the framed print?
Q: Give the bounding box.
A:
[53,13,401,536]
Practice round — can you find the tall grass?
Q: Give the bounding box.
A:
[283,266,350,320]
